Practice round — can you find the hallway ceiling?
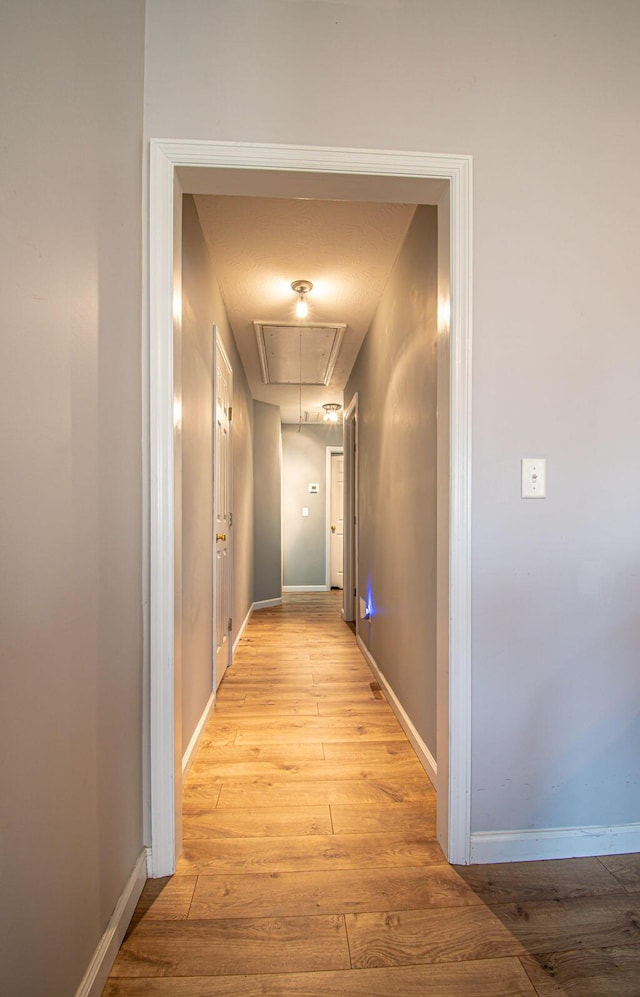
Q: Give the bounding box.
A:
[193,195,416,423]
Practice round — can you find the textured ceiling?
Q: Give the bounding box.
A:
[193,195,416,423]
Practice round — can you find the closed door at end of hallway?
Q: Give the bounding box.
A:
[330,453,344,589]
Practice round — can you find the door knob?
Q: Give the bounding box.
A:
[331,525,336,533]
[216,533,227,542]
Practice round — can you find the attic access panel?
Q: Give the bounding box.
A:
[254,322,346,386]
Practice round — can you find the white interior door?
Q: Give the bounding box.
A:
[330,453,344,589]
[214,336,232,688]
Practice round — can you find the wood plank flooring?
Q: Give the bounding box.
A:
[105,593,640,995]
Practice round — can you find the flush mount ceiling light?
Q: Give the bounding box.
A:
[291,279,313,319]
[323,402,342,423]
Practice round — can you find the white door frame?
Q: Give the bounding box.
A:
[148,139,472,874]
[325,445,344,590]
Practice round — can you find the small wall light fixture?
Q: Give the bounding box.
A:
[291,279,313,319]
[322,402,342,423]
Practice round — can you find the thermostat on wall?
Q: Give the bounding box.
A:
[308,483,319,494]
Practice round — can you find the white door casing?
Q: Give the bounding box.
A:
[148,140,472,874]
[214,333,232,688]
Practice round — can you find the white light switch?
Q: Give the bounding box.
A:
[522,458,546,498]
[302,507,309,517]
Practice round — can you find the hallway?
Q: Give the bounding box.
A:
[105,594,640,995]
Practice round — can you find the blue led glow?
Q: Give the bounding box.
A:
[365,578,376,619]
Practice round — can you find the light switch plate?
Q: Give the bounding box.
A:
[522,458,546,498]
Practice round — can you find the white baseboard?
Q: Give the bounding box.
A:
[282,584,329,592]
[181,690,216,776]
[356,635,437,789]
[470,822,640,865]
[232,598,283,658]
[232,599,283,655]
[252,597,283,611]
[75,847,148,997]
[232,603,255,655]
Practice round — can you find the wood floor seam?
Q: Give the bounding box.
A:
[185,877,198,921]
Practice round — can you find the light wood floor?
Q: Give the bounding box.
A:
[105,593,640,995]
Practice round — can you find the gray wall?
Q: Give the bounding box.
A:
[253,401,282,603]
[282,424,343,587]
[181,195,255,754]
[346,206,438,757]
[0,2,146,994]
[145,0,640,837]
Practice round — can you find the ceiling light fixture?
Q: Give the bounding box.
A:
[291,279,313,319]
[323,403,342,423]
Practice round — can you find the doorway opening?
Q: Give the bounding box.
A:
[147,141,472,875]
